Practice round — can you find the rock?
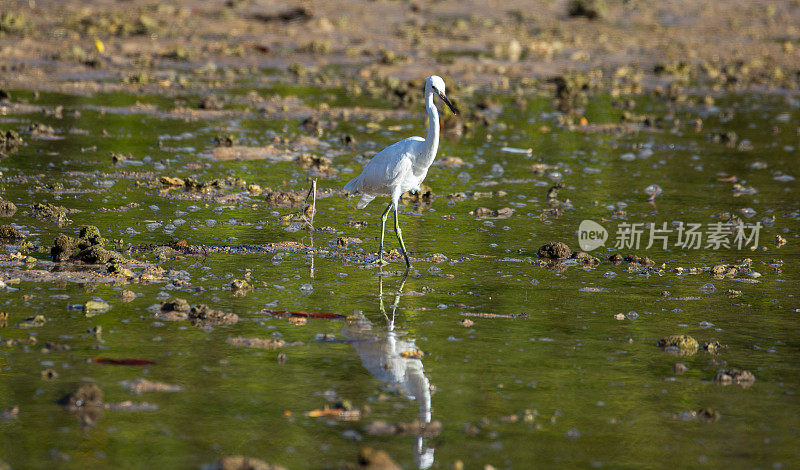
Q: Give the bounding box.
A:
[401,184,434,205]
[231,279,252,294]
[674,407,719,422]
[295,153,334,175]
[378,49,409,65]
[214,133,237,147]
[0,130,23,156]
[74,245,123,264]
[334,237,362,248]
[161,298,190,313]
[552,71,591,113]
[357,447,400,470]
[43,342,70,352]
[711,264,737,277]
[107,261,134,278]
[18,314,46,328]
[492,39,523,62]
[301,116,322,135]
[365,420,397,436]
[546,183,563,201]
[120,378,183,394]
[714,369,755,387]
[110,152,129,163]
[84,300,111,316]
[160,176,185,186]
[571,251,590,260]
[79,225,105,246]
[0,224,24,240]
[471,207,494,217]
[340,133,356,147]
[673,363,688,374]
[198,95,223,110]
[365,419,442,438]
[60,383,103,426]
[139,265,166,282]
[51,234,80,261]
[64,384,104,405]
[231,279,251,289]
[0,199,17,217]
[156,297,191,319]
[251,6,312,24]
[27,122,56,138]
[189,304,238,327]
[495,207,514,218]
[438,156,464,168]
[694,407,720,422]
[0,404,19,421]
[30,203,71,225]
[430,253,447,263]
[155,309,188,322]
[657,335,699,356]
[537,242,572,259]
[264,190,306,207]
[567,0,605,19]
[470,206,513,218]
[212,456,286,470]
[711,131,737,147]
[227,336,286,349]
[571,250,600,265]
[623,255,654,266]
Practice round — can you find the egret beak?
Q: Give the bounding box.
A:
[435,89,458,115]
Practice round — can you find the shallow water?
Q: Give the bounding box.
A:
[0,80,798,468]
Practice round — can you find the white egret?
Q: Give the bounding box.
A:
[344,75,457,268]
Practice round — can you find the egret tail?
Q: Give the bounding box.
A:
[357,194,375,209]
[343,174,360,193]
[344,174,376,209]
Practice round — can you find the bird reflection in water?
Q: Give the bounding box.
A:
[342,274,435,469]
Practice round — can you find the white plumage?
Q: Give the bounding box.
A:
[344,75,456,268]
[344,137,421,209]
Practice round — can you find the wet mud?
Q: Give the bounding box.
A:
[0,0,798,468]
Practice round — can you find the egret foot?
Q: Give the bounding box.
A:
[371,257,388,267]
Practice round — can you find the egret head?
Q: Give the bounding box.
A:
[426,75,457,114]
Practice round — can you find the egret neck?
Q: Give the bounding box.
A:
[415,88,440,175]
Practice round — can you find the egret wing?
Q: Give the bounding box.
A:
[352,137,422,194]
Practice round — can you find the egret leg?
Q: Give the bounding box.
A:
[392,273,408,310]
[378,275,387,320]
[374,203,392,266]
[393,205,411,269]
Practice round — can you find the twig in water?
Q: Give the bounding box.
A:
[303,179,317,225]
